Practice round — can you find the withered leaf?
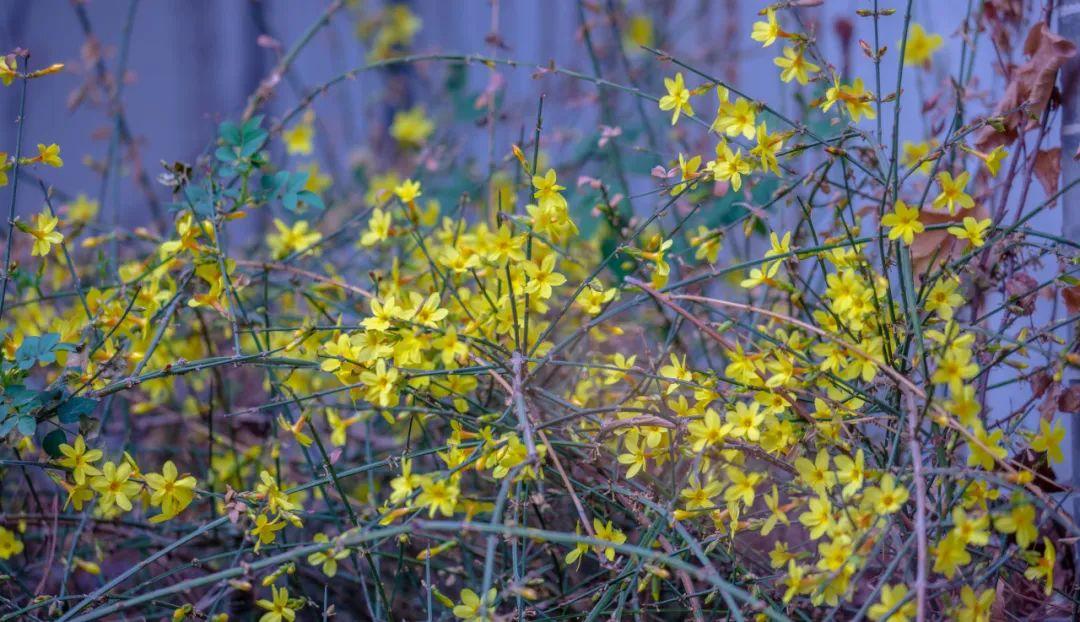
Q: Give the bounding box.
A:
[1033,148,1060,197]
[974,23,1076,151]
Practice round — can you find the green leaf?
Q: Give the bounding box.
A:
[16,415,36,436]
[42,429,66,458]
[57,397,98,424]
[0,415,16,437]
[15,333,65,370]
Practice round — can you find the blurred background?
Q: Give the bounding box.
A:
[0,0,980,223]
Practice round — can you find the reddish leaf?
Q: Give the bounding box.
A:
[1063,284,1080,315]
[1005,272,1038,315]
[974,23,1076,151]
[1033,148,1060,197]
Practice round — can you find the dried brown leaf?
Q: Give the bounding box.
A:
[1033,148,1061,196]
[974,23,1076,151]
[1062,284,1080,315]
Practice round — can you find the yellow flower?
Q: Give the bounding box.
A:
[564,524,591,567]
[56,435,103,485]
[452,587,496,621]
[955,585,994,622]
[25,210,64,257]
[362,296,404,332]
[761,485,790,535]
[794,448,835,496]
[282,111,314,155]
[267,219,321,259]
[394,179,422,203]
[307,533,349,577]
[389,458,424,504]
[932,171,975,215]
[617,430,648,478]
[255,470,300,515]
[751,122,784,175]
[1031,418,1065,463]
[714,98,757,140]
[773,46,819,85]
[834,448,865,498]
[90,461,141,513]
[932,347,979,393]
[326,410,360,447]
[725,400,763,442]
[523,253,566,299]
[145,460,198,521]
[740,259,780,289]
[925,278,964,320]
[66,193,100,223]
[417,477,459,517]
[1024,537,1055,595]
[256,585,297,622]
[359,358,400,408]
[902,23,943,67]
[724,466,761,509]
[901,139,939,175]
[863,474,909,514]
[302,161,332,193]
[672,152,702,195]
[962,144,1008,177]
[932,531,971,578]
[250,513,285,552]
[993,502,1037,548]
[751,9,784,47]
[680,477,722,511]
[782,560,808,603]
[798,495,833,539]
[487,223,526,263]
[624,14,653,50]
[688,408,730,451]
[707,140,752,191]
[390,105,434,146]
[817,536,853,572]
[658,72,694,125]
[984,146,1007,177]
[951,507,990,546]
[967,421,1007,470]
[0,526,24,559]
[360,208,393,247]
[592,518,627,561]
[532,168,566,205]
[947,217,991,248]
[868,584,915,621]
[36,143,63,167]
[881,200,924,245]
[822,77,876,122]
[0,56,17,86]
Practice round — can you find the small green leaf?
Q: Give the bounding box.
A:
[57,397,98,424]
[15,333,65,370]
[42,429,66,458]
[16,415,36,436]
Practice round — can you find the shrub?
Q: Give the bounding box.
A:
[2,2,1079,620]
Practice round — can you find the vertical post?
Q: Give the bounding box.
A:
[1059,0,1080,521]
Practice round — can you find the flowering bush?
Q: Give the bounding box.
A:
[2,2,1080,621]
